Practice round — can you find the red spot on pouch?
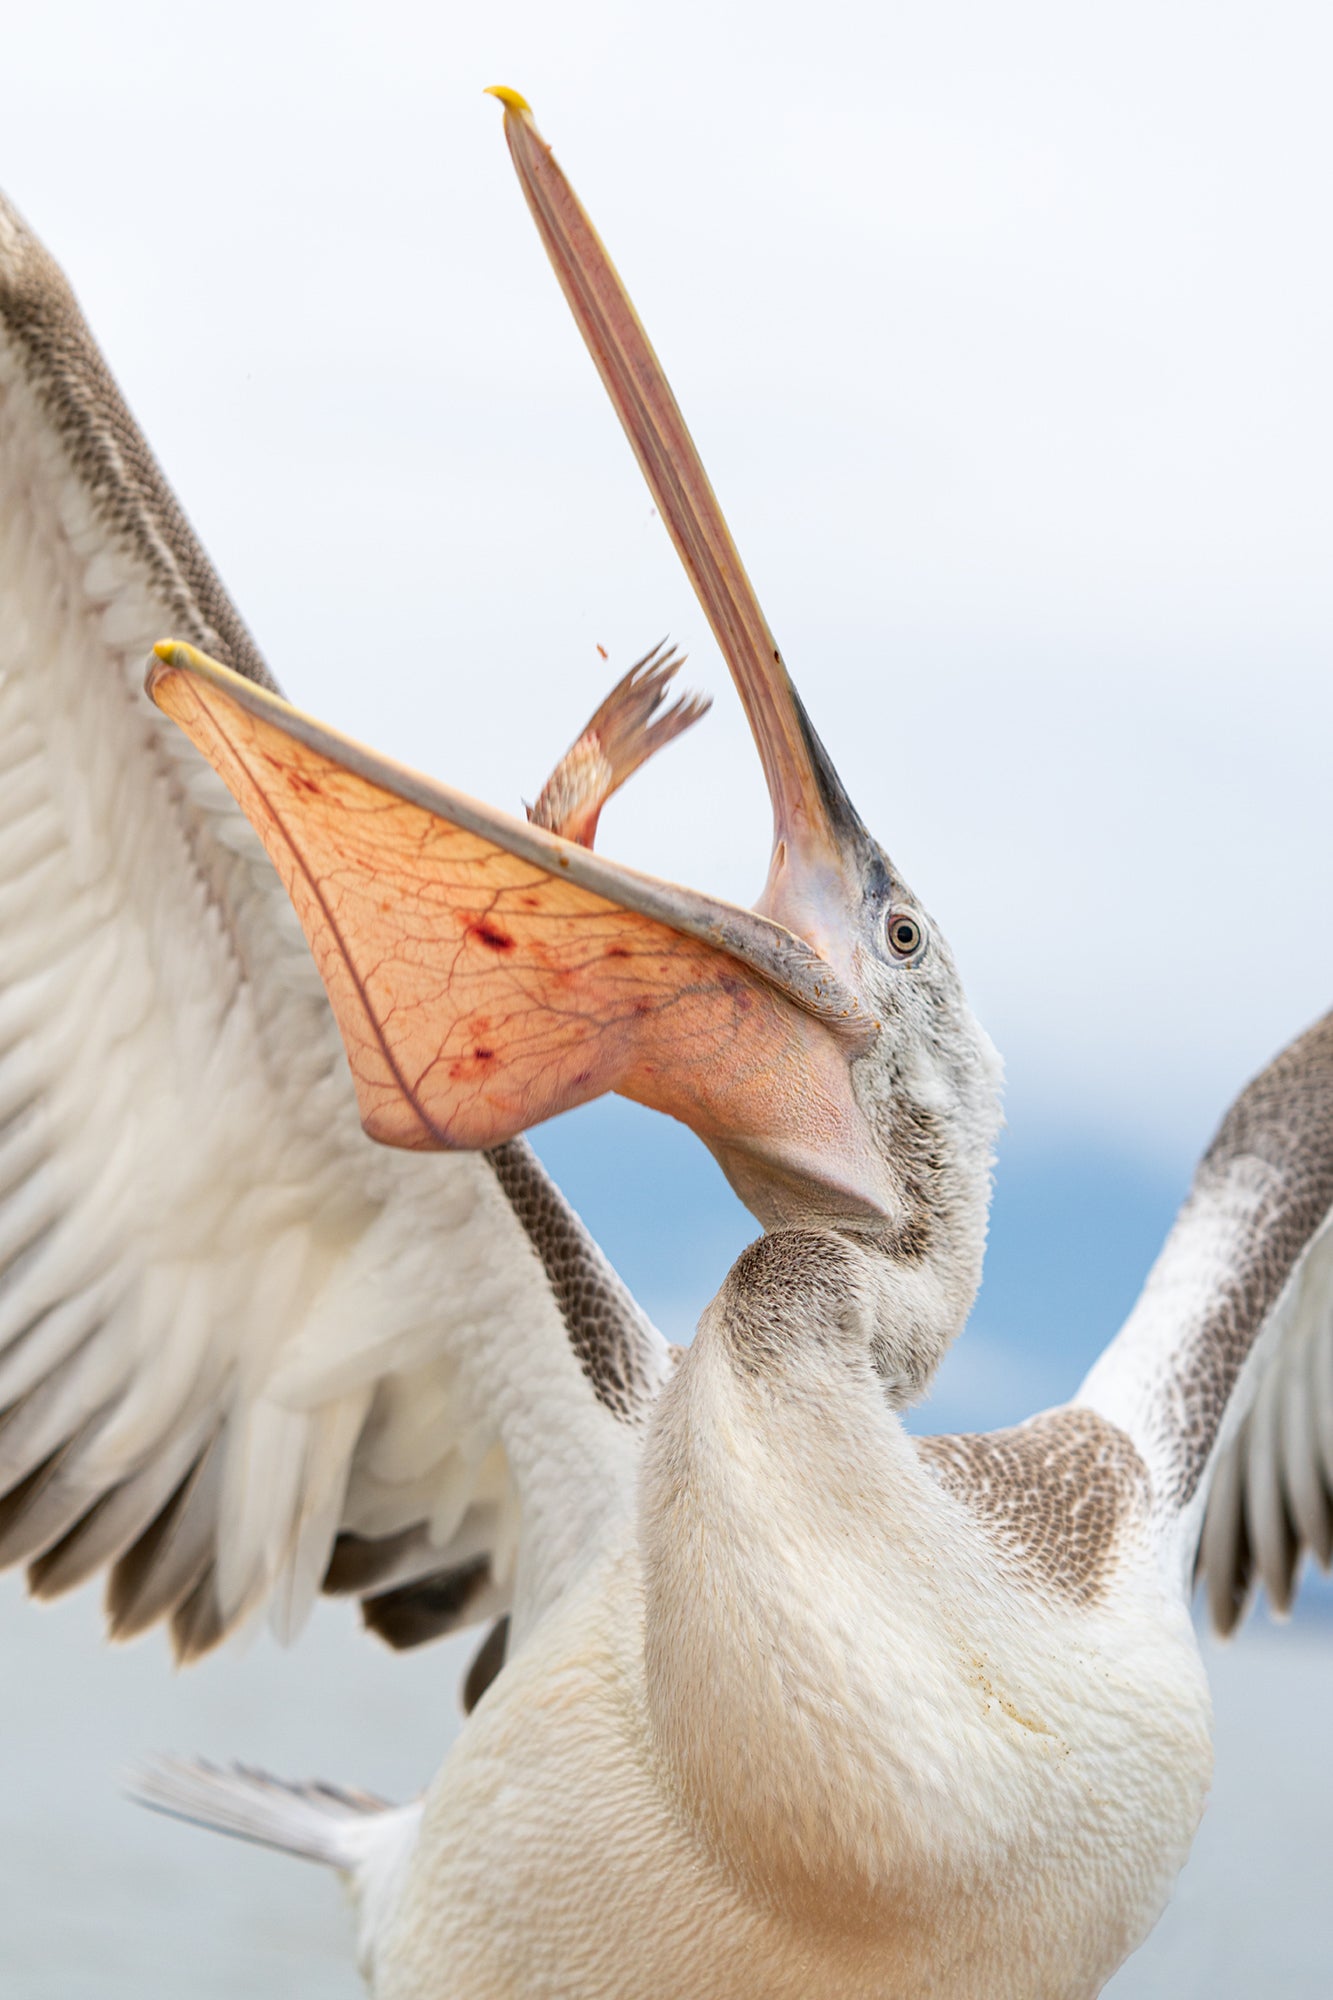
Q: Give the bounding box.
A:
[467,921,515,952]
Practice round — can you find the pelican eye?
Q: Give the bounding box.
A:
[886,913,923,960]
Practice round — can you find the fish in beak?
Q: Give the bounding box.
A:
[148,91,899,1230]
[526,643,709,851]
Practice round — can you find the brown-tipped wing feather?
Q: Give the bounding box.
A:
[0,185,669,1667]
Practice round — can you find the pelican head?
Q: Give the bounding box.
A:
[687,576,1004,1395]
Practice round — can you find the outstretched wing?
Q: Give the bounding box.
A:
[1076,1009,1333,1630]
[0,185,670,1666]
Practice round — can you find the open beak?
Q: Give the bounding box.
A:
[148,94,893,1227]
[489,89,874,977]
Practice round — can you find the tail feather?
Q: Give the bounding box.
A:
[131,1757,396,1870]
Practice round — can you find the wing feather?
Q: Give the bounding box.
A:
[27,1416,213,1600]
[1242,1358,1298,1616]
[1196,1433,1248,1635]
[0,185,669,1667]
[1278,1340,1330,1567]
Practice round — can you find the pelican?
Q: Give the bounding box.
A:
[0,87,1329,1999]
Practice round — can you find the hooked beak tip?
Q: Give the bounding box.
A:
[485,85,534,118]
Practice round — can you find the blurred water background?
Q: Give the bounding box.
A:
[3,1099,1332,1997]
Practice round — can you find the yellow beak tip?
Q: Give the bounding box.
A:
[152,639,207,672]
[484,85,532,116]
